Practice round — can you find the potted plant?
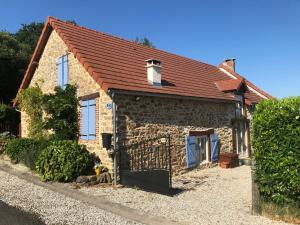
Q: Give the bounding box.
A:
[94,163,103,176]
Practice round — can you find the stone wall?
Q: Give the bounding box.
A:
[114,94,236,174]
[20,30,113,170]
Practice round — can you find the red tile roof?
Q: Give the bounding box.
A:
[215,78,245,92]
[14,17,271,106]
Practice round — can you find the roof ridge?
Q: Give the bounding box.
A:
[47,16,217,70]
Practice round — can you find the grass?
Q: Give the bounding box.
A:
[258,200,300,224]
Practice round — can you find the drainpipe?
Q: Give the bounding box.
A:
[111,91,118,185]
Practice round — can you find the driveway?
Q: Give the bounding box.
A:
[0,159,291,225]
[79,166,291,225]
[0,200,45,225]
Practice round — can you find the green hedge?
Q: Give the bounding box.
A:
[36,140,94,182]
[253,97,300,206]
[5,138,47,170]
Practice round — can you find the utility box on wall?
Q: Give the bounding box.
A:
[102,133,112,149]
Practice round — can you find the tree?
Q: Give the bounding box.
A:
[0,32,29,104]
[0,22,43,105]
[134,37,155,48]
[14,22,44,53]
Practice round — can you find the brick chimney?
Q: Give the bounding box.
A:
[221,58,236,72]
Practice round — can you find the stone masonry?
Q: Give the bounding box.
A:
[20,30,113,170]
[114,94,236,174]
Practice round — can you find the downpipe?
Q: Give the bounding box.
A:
[111,91,118,185]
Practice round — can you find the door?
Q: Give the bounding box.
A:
[235,121,246,157]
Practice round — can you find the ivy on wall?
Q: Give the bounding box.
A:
[17,84,44,139]
[43,85,79,140]
[17,84,79,140]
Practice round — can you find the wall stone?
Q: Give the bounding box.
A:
[114,94,236,174]
[21,30,113,170]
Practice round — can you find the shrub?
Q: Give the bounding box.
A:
[43,85,79,140]
[36,140,94,182]
[5,138,48,169]
[253,97,300,206]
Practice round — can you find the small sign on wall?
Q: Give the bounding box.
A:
[106,102,112,110]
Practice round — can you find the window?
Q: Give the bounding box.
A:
[57,55,68,88]
[185,129,219,168]
[196,136,209,163]
[80,99,96,140]
[235,95,243,118]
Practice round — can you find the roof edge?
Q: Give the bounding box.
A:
[218,65,273,99]
[108,88,239,103]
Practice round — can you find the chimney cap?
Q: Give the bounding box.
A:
[224,58,236,62]
[145,59,161,66]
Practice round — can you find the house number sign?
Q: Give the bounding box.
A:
[106,103,112,110]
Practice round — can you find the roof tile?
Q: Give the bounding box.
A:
[15,16,271,106]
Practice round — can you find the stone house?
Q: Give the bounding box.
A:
[15,17,271,175]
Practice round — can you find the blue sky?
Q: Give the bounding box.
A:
[1,0,299,98]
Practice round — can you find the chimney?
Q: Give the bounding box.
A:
[222,58,236,72]
[145,59,161,86]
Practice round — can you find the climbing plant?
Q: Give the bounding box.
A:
[17,84,44,139]
[43,85,79,140]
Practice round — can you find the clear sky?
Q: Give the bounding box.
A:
[1,0,299,98]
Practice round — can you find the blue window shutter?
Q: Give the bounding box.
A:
[62,55,68,88]
[57,57,63,87]
[185,136,197,168]
[81,100,89,140]
[88,99,96,140]
[210,133,219,162]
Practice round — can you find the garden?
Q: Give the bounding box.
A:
[0,84,103,182]
[252,97,300,224]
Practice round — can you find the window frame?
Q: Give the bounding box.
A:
[80,98,96,141]
[57,54,69,89]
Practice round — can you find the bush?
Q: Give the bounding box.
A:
[5,138,48,170]
[43,85,79,140]
[36,140,94,182]
[253,97,300,206]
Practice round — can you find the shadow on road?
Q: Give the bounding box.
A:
[0,200,45,225]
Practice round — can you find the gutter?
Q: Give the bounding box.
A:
[108,89,238,103]
[108,90,118,185]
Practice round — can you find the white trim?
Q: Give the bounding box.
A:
[219,68,237,79]
[246,85,268,99]
[219,68,268,99]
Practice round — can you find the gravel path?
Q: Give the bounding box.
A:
[80,166,291,225]
[0,170,142,225]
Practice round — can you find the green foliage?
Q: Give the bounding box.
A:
[14,22,44,53]
[36,140,94,182]
[0,103,15,121]
[5,138,48,170]
[0,22,43,104]
[43,85,79,140]
[17,85,44,139]
[134,37,155,48]
[253,97,300,206]
[0,32,29,104]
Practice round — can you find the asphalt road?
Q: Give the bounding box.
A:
[0,200,45,225]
